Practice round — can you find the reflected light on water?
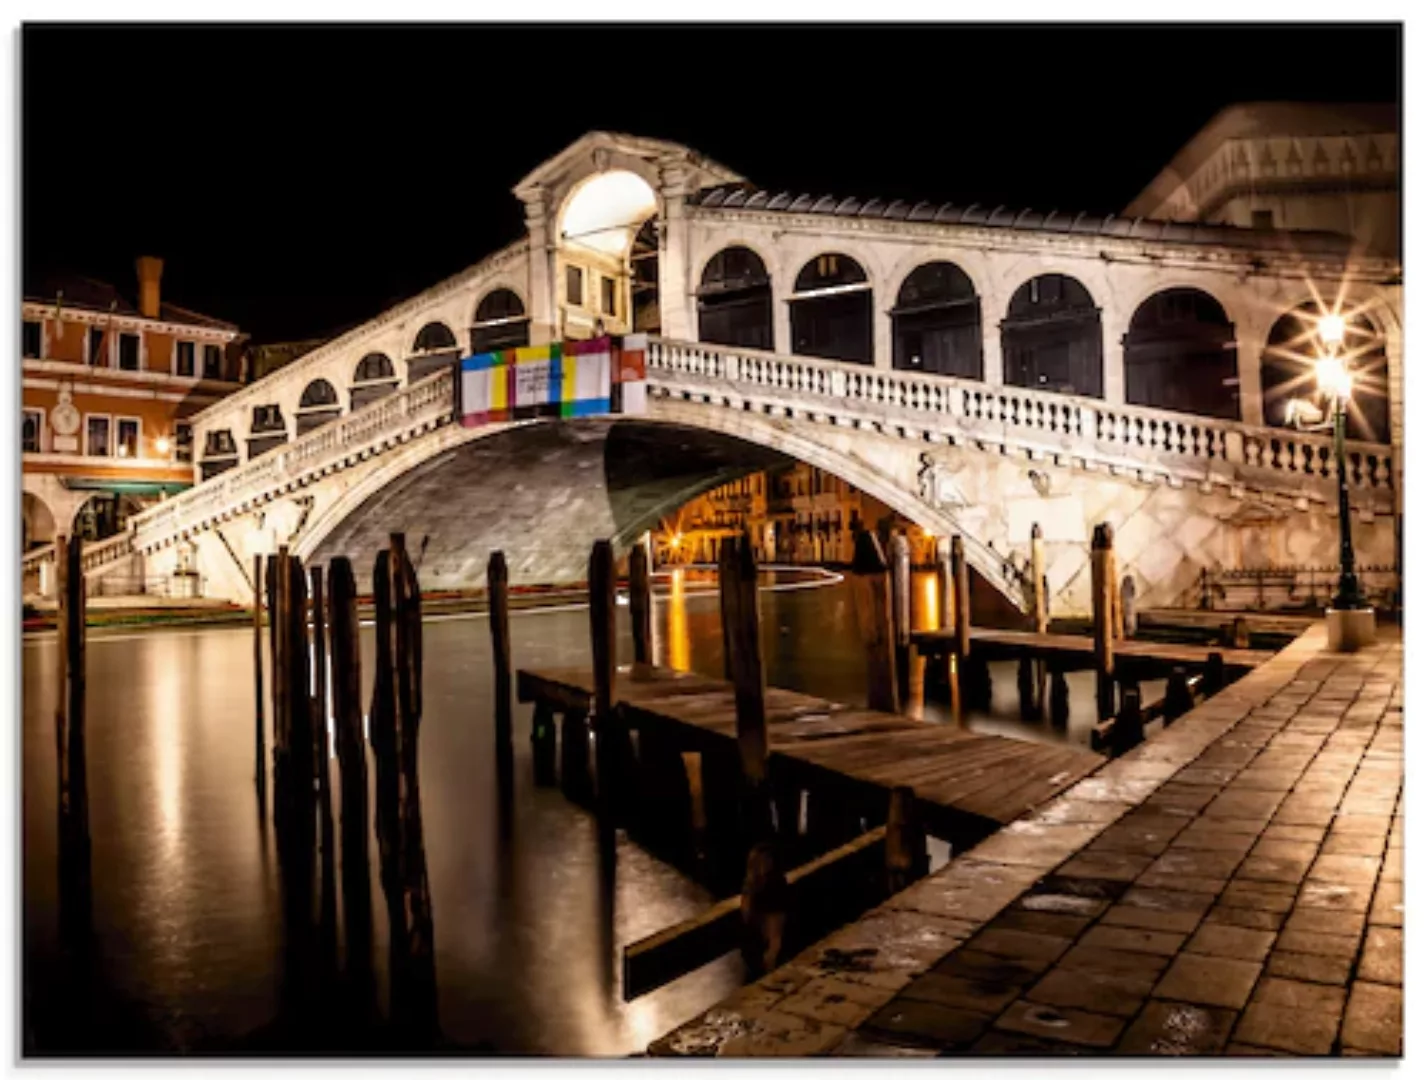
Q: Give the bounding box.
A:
[153,647,184,862]
[665,569,690,672]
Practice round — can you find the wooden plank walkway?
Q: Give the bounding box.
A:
[517,663,1104,840]
[649,624,1404,1058]
[911,626,1271,670]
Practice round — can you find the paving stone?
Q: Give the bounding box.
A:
[1308,853,1382,885]
[1219,880,1297,913]
[1273,928,1361,960]
[829,1032,938,1057]
[1260,823,1327,844]
[1025,874,1130,904]
[1329,814,1392,836]
[1234,857,1313,888]
[1055,850,1153,883]
[1152,953,1262,1010]
[1368,879,1403,926]
[968,1030,1089,1055]
[1078,924,1187,957]
[1264,950,1353,986]
[1026,966,1156,1019]
[1144,785,1219,814]
[1321,831,1386,857]
[1223,1041,1292,1056]
[1249,837,1318,862]
[1086,827,1175,858]
[1115,1001,1236,1056]
[1058,943,1171,979]
[1251,974,1346,1012]
[713,1008,849,1056]
[1379,847,1401,882]
[1203,905,1284,932]
[969,822,1103,869]
[1168,828,1256,855]
[1144,847,1245,882]
[1232,1001,1340,1054]
[896,972,1020,1016]
[1339,981,1402,1055]
[1356,927,1402,985]
[860,997,989,1050]
[987,908,1094,940]
[930,949,1044,988]
[1015,891,1108,918]
[1183,923,1275,962]
[775,976,895,1028]
[1283,907,1365,938]
[1295,880,1372,913]
[964,928,1074,967]
[992,999,1125,1049]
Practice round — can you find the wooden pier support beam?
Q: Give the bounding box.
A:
[851,530,900,715]
[1049,666,1070,727]
[1114,683,1144,755]
[889,531,912,705]
[629,541,653,666]
[719,534,772,843]
[311,566,334,858]
[55,535,92,943]
[488,551,515,785]
[1029,523,1048,635]
[253,552,266,795]
[1091,523,1117,723]
[589,539,627,829]
[531,703,557,786]
[740,842,787,979]
[885,785,928,895]
[1164,666,1193,725]
[1205,651,1226,695]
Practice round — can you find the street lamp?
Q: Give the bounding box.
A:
[1285,312,1368,624]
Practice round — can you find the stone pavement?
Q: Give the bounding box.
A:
[649,623,1402,1058]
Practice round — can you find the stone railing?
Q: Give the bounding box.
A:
[645,337,1396,500]
[130,367,456,553]
[22,531,137,595]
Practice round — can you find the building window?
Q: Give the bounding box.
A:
[203,344,224,380]
[119,333,141,371]
[176,341,196,377]
[204,429,238,458]
[23,320,42,359]
[176,422,194,463]
[566,264,584,308]
[116,418,141,458]
[86,415,111,457]
[22,409,43,453]
[88,327,107,366]
[600,275,616,317]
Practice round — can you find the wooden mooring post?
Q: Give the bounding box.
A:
[253,552,266,795]
[1028,523,1049,714]
[889,531,912,705]
[311,566,335,881]
[629,541,653,666]
[885,785,928,895]
[1091,523,1117,724]
[488,551,515,786]
[328,556,373,980]
[719,534,772,844]
[950,535,982,713]
[850,530,900,715]
[1164,666,1194,725]
[589,539,628,830]
[55,535,92,943]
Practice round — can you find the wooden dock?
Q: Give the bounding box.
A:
[912,626,1271,672]
[517,662,1104,845]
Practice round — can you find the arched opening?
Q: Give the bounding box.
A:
[248,404,288,460]
[297,378,342,435]
[200,428,239,480]
[72,492,145,543]
[790,253,873,364]
[1124,288,1239,419]
[558,169,659,340]
[22,492,56,551]
[892,261,982,378]
[697,246,773,350]
[470,289,530,354]
[1263,304,1390,443]
[1002,274,1103,398]
[409,321,460,384]
[351,351,399,411]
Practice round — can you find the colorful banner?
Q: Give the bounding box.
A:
[456,334,647,428]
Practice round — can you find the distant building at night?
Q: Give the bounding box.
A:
[22,257,245,554]
[1125,102,1399,257]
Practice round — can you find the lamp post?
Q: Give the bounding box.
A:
[1312,315,1366,612]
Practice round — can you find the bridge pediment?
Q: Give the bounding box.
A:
[513,131,744,209]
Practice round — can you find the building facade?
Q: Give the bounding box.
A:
[22,257,244,553]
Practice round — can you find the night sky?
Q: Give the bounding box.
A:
[23,22,1401,345]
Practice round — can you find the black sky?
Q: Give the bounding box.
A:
[23,22,1401,345]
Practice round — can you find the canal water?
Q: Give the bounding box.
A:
[22,568,1115,1056]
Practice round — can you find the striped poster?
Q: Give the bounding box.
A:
[457,351,510,427]
[561,337,612,418]
[511,343,563,420]
[614,333,648,415]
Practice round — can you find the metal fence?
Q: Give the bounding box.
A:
[1199,565,1400,613]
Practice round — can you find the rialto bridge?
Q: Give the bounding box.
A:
[23,131,1402,616]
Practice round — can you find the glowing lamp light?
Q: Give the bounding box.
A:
[670,533,682,550]
[1317,313,1347,351]
[117,443,129,458]
[155,435,171,455]
[1315,356,1354,403]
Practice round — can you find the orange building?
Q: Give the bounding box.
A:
[22,257,245,550]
